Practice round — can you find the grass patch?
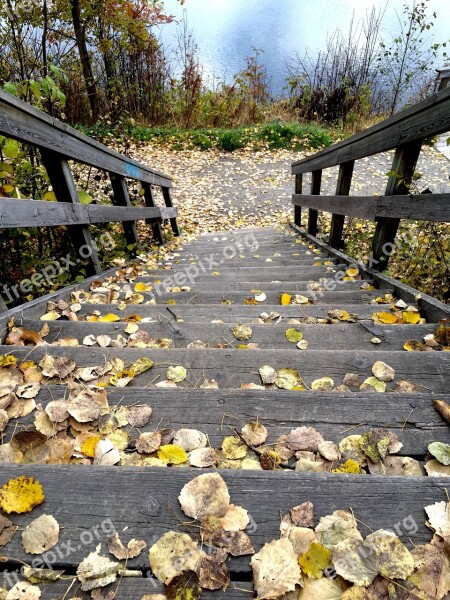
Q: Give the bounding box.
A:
[78,121,337,153]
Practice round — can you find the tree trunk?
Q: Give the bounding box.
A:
[70,0,100,122]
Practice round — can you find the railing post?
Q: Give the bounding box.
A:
[308,170,322,236]
[371,140,422,270]
[142,183,164,245]
[162,187,180,237]
[40,149,102,275]
[109,173,139,251]
[329,160,354,249]
[294,174,303,227]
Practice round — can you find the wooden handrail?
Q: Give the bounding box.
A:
[291,86,450,271]
[292,85,450,174]
[0,198,176,228]
[0,90,171,187]
[0,90,179,292]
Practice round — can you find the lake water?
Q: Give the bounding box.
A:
[159,0,450,94]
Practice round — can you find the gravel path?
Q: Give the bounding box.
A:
[132,143,450,233]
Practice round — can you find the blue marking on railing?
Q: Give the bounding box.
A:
[125,162,141,179]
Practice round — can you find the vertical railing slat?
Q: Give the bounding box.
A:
[142,183,164,244]
[162,187,180,236]
[371,140,423,270]
[308,169,322,236]
[294,174,303,227]
[109,173,139,250]
[328,160,354,249]
[40,149,102,274]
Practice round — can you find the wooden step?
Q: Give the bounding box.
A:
[31,302,411,322]
[13,320,435,351]
[2,346,449,392]
[7,386,448,455]
[0,464,447,577]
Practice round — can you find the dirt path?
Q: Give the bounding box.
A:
[132,143,450,234]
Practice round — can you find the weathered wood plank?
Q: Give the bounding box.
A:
[0,198,176,228]
[292,192,450,222]
[142,182,164,244]
[18,302,402,322]
[12,319,432,351]
[0,346,449,392]
[329,161,354,249]
[150,289,383,305]
[0,89,171,187]
[109,173,139,248]
[294,173,303,226]
[371,141,423,269]
[308,169,322,236]
[0,465,447,574]
[39,150,102,276]
[292,85,450,173]
[7,385,449,454]
[162,187,180,236]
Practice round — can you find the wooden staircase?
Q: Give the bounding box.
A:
[1,226,450,597]
[0,88,450,598]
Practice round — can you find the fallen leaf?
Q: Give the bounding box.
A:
[0,476,45,514]
[179,473,230,520]
[149,532,204,584]
[311,377,334,391]
[299,542,332,578]
[251,538,302,599]
[108,532,146,560]
[0,515,16,547]
[190,447,217,468]
[22,514,59,554]
[232,324,253,341]
[77,548,119,591]
[166,365,187,383]
[371,361,395,382]
[275,368,304,390]
[173,429,207,451]
[199,551,230,591]
[136,432,162,454]
[241,422,268,446]
[157,444,187,464]
[425,501,450,540]
[222,436,247,459]
[259,365,277,385]
[166,570,201,600]
[285,328,304,343]
[287,427,324,452]
[428,442,450,465]
[5,581,42,599]
[94,440,121,465]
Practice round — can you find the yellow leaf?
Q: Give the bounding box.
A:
[280,293,292,306]
[285,329,304,343]
[99,313,121,323]
[81,435,100,458]
[331,459,363,474]
[299,542,332,578]
[0,476,45,514]
[346,267,359,278]
[0,355,18,368]
[403,340,426,351]
[373,312,398,324]
[157,444,187,465]
[130,357,155,376]
[134,283,148,292]
[402,311,421,324]
[40,311,60,321]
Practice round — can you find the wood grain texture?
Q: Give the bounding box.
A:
[7,385,449,454]
[12,319,436,351]
[292,192,450,222]
[0,464,447,574]
[0,198,176,228]
[0,346,449,392]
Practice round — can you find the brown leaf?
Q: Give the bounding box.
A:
[178,473,230,520]
[0,514,16,547]
[290,502,315,528]
[199,552,230,591]
[22,514,59,554]
[108,532,146,560]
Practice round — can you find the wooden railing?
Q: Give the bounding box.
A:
[291,85,450,270]
[0,89,178,279]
